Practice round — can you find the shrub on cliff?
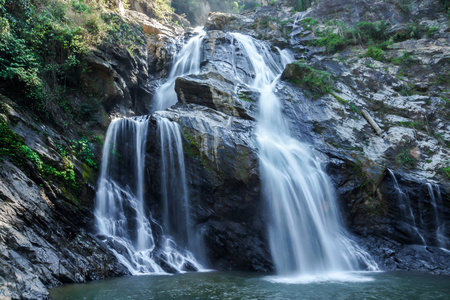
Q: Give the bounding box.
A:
[281,61,333,99]
[0,0,142,127]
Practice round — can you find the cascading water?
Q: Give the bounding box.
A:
[231,33,377,278]
[157,117,205,262]
[152,28,206,112]
[387,169,426,245]
[95,116,202,274]
[426,183,449,249]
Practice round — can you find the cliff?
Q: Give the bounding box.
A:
[0,0,449,298]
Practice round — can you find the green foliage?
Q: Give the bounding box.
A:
[70,137,97,168]
[390,51,415,67]
[171,0,259,24]
[398,0,413,13]
[393,23,426,42]
[151,0,174,23]
[306,19,434,55]
[398,120,428,131]
[395,148,418,168]
[293,0,313,12]
[427,26,439,37]
[355,21,389,42]
[0,117,78,193]
[299,17,319,30]
[314,32,348,53]
[365,45,385,61]
[331,93,361,114]
[238,92,254,102]
[438,166,450,180]
[288,62,333,99]
[0,0,88,123]
[70,0,91,13]
[0,0,144,127]
[440,0,450,14]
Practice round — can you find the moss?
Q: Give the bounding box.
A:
[81,161,95,183]
[182,126,213,173]
[238,92,254,102]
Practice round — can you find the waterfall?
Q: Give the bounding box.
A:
[387,169,426,245]
[426,183,449,249]
[95,116,202,274]
[152,28,206,112]
[231,33,377,277]
[157,117,205,262]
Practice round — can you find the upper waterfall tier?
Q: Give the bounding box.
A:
[230,32,378,276]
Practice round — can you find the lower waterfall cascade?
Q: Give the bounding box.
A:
[157,116,206,263]
[95,116,203,274]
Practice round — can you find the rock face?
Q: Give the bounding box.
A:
[0,105,129,299]
[147,104,271,271]
[1,0,450,297]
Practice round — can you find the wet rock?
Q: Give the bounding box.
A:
[175,72,256,120]
[80,14,151,117]
[0,160,129,298]
[147,104,272,271]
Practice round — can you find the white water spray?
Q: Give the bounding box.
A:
[426,183,449,249]
[231,33,377,277]
[153,28,206,112]
[387,169,426,245]
[157,117,205,263]
[95,116,202,274]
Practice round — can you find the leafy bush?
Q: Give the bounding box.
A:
[395,148,418,168]
[356,21,389,42]
[285,62,333,99]
[0,117,78,192]
[393,23,426,41]
[313,32,348,53]
[294,0,313,11]
[438,166,450,180]
[71,137,97,168]
[365,45,385,61]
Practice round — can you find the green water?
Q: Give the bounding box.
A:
[50,271,450,299]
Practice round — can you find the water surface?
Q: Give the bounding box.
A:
[50,271,450,299]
